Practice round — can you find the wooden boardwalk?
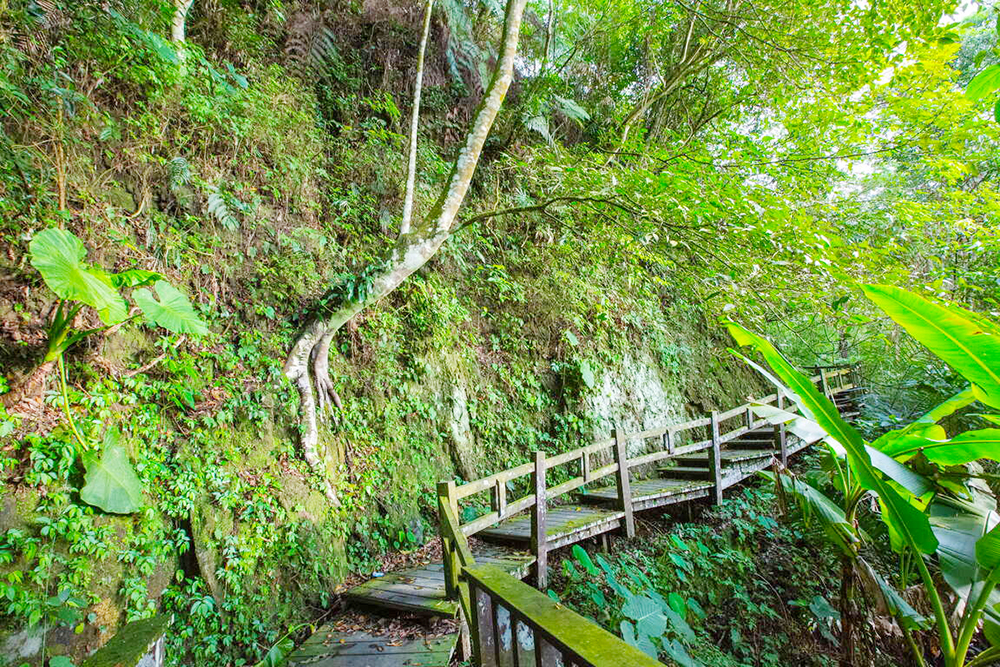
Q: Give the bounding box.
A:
[287,366,862,666]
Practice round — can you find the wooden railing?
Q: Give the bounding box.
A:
[439,366,858,583]
[437,481,663,666]
[436,365,859,665]
[465,563,663,667]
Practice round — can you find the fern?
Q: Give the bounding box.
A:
[206,189,239,231]
[285,15,341,80]
[168,157,191,189]
[554,95,590,123]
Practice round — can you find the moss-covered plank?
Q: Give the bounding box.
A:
[288,627,457,667]
[477,506,624,544]
[465,565,661,667]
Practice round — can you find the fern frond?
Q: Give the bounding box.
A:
[206,189,240,231]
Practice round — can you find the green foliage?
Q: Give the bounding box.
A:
[79,431,145,515]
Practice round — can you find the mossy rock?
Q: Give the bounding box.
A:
[80,615,169,667]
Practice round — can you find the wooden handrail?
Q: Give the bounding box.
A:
[442,364,859,545]
[464,564,663,667]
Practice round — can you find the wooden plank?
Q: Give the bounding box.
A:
[479,506,624,545]
[473,584,497,667]
[343,585,458,616]
[546,448,583,469]
[708,411,723,505]
[463,494,536,537]
[532,451,548,590]
[289,627,457,666]
[579,478,713,503]
[456,462,535,500]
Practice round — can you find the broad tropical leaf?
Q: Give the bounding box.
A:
[763,472,858,554]
[110,269,162,288]
[967,64,1000,101]
[622,594,667,638]
[855,559,928,631]
[80,432,144,514]
[862,285,1000,409]
[930,494,1000,600]
[30,228,128,324]
[134,280,209,335]
[728,324,938,554]
[881,429,1000,466]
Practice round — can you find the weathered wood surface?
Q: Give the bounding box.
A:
[288,628,457,667]
[344,546,535,617]
[578,477,713,503]
[466,564,663,667]
[479,505,625,548]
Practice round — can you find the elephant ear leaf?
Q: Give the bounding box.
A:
[133,280,209,335]
[80,432,143,514]
[861,285,1000,409]
[30,228,128,325]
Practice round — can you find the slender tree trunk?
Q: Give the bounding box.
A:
[285,0,530,500]
[172,0,195,43]
[400,0,434,236]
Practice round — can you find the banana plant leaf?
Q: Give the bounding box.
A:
[727,323,938,554]
[862,285,1000,409]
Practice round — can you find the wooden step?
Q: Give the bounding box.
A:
[672,448,773,466]
[657,465,712,480]
[729,438,775,449]
[288,626,457,667]
[478,505,624,550]
[577,478,713,511]
[343,547,534,617]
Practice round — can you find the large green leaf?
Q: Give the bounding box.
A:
[80,433,144,514]
[930,494,1000,600]
[110,269,161,288]
[862,285,1000,408]
[134,280,209,335]
[622,594,667,638]
[967,64,1000,101]
[727,323,938,554]
[764,472,858,555]
[30,228,127,325]
[882,429,1000,466]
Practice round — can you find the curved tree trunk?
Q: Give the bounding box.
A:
[285,0,530,502]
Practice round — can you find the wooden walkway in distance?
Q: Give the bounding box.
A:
[287,366,861,667]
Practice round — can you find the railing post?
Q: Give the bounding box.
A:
[531,451,548,590]
[612,426,636,538]
[491,478,506,519]
[744,405,754,431]
[708,411,724,504]
[775,391,788,466]
[819,368,831,399]
[438,481,460,600]
[664,428,674,455]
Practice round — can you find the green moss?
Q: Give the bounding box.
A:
[81,615,170,667]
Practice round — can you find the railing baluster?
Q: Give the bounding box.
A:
[612,426,635,538]
[708,411,723,504]
[531,451,548,589]
[775,390,788,466]
[492,478,507,519]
